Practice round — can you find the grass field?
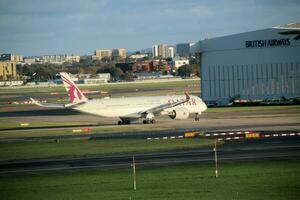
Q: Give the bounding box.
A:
[0,121,95,130]
[0,124,170,139]
[0,160,299,200]
[0,138,215,162]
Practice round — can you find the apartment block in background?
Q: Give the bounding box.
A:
[92,49,112,60]
[167,46,175,58]
[0,61,17,81]
[41,55,80,64]
[152,44,169,58]
[112,48,126,59]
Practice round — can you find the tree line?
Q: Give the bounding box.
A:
[17,57,200,81]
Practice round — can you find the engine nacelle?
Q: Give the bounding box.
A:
[169,108,189,120]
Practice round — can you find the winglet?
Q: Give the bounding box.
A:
[184,91,190,101]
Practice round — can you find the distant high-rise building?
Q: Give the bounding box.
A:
[167,47,174,58]
[152,44,169,58]
[112,48,126,59]
[175,43,194,57]
[93,49,112,60]
[152,45,159,57]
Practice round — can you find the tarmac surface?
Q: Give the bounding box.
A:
[0,104,299,175]
[0,138,299,175]
[1,106,300,132]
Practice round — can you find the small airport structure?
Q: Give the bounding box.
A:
[192,23,300,105]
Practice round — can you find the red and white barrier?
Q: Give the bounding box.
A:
[147,136,184,140]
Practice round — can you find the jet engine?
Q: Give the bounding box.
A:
[169,108,189,120]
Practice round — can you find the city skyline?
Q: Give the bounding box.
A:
[0,0,299,56]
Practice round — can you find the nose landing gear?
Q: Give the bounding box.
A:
[195,113,200,121]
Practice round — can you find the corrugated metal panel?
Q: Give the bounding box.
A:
[198,27,300,104]
[202,61,300,103]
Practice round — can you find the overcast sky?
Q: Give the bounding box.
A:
[0,0,299,56]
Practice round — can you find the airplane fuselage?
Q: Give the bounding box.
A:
[73,94,207,118]
[31,72,208,124]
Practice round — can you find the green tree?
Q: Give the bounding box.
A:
[123,71,133,81]
[177,64,193,77]
[189,57,199,65]
[101,56,111,63]
[125,57,134,62]
[79,66,97,74]
[191,64,200,77]
[165,57,172,62]
[114,67,125,78]
[20,64,57,81]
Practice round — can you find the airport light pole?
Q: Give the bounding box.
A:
[133,155,137,190]
[214,140,218,178]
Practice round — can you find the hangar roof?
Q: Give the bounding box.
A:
[191,22,300,53]
[273,22,300,29]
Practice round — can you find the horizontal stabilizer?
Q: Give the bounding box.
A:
[30,98,66,108]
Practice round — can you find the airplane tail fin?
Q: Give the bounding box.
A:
[59,72,87,103]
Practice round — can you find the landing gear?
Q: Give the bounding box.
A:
[143,119,156,124]
[118,119,131,125]
[195,113,200,121]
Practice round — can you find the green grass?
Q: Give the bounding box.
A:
[0,125,169,139]
[0,160,299,200]
[0,122,95,130]
[0,138,214,162]
[207,105,300,112]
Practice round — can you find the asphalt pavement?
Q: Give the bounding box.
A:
[1,138,299,175]
[0,105,299,175]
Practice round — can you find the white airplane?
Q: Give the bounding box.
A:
[31,72,207,124]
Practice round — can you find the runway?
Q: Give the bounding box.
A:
[0,104,299,176]
[1,138,299,175]
[1,105,300,132]
[1,105,300,143]
[1,127,300,143]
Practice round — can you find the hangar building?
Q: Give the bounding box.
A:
[191,23,300,105]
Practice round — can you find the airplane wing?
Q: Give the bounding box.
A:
[139,92,190,116]
[30,98,86,108]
